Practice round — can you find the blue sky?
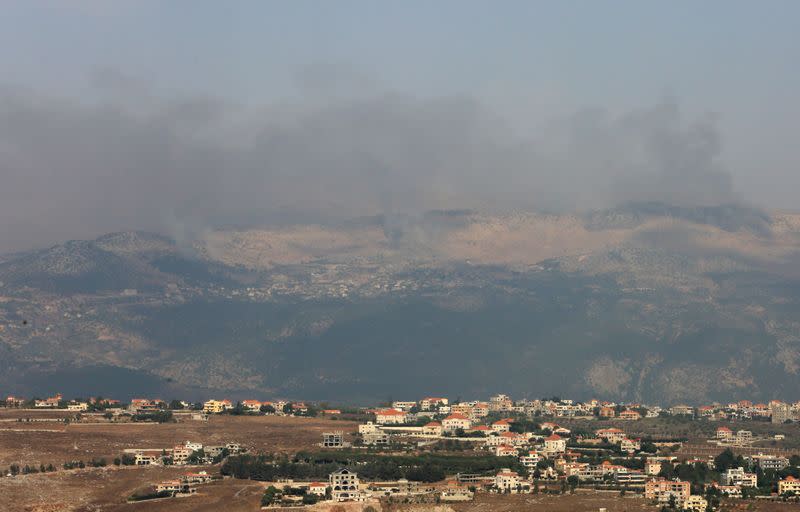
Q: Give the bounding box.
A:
[0,1,798,251]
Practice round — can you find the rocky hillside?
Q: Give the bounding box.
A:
[1,204,799,404]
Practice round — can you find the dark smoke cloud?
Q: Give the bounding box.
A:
[0,83,738,253]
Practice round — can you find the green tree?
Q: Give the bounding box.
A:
[261,485,280,506]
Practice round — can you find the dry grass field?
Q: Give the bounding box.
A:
[0,412,357,468]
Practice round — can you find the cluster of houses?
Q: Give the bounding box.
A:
[202,399,312,415]
[6,391,800,425]
[124,440,242,466]
[315,394,800,509]
[262,468,473,505]
[368,395,800,424]
[153,470,216,497]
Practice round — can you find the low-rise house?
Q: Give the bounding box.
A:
[519,451,541,468]
[375,409,408,425]
[183,471,213,484]
[241,400,262,411]
[682,495,707,512]
[67,401,88,411]
[134,450,164,466]
[5,396,25,408]
[779,476,800,495]
[596,428,626,444]
[711,484,742,497]
[156,480,193,495]
[498,431,528,447]
[441,481,473,502]
[669,405,694,417]
[422,422,443,436]
[130,398,164,413]
[619,409,641,420]
[442,413,471,433]
[494,444,518,457]
[35,394,62,408]
[599,406,616,418]
[469,425,491,436]
[308,482,328,496]
[492,419,511,433]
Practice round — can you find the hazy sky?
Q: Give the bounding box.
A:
[1,1,798,251]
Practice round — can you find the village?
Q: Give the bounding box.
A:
[3,392,800,511]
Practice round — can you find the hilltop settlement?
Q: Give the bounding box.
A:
[4,392,800,511]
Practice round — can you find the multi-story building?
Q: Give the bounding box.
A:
[322,431,346,448]
[715,426,733,442]
[735,430,753,446]
[362,432,390,446]
[489,394,513,412]
[330,468,361,501]
[422,422,443,436]
[519,451,541,468]
[750,453,789,471]
[375,409,407,425]
[779,476,800,495]
[391,401,417,411]
[543,434,566,455]
[202,399,231,414]
[721,467,757,488]
[494,469,527,493]
[645,479,690,505]
[771,402,793,424]
[419,397,448,411]
[596,428,626,444]
[683,495,708,512]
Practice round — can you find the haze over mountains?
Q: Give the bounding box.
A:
[2,203,800,404]
[2,3,800,409]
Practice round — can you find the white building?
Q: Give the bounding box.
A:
[442,413,471,433]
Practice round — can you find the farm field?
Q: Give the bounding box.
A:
[0,412,357,468]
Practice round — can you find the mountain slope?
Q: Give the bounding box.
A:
[1,205,800,403]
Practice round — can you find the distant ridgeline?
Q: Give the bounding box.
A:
[1,204,800,403]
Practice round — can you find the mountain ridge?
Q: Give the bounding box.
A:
[1,204,799,404]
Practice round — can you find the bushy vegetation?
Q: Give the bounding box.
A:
[222,451,525,483]
[131,410,173,423]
